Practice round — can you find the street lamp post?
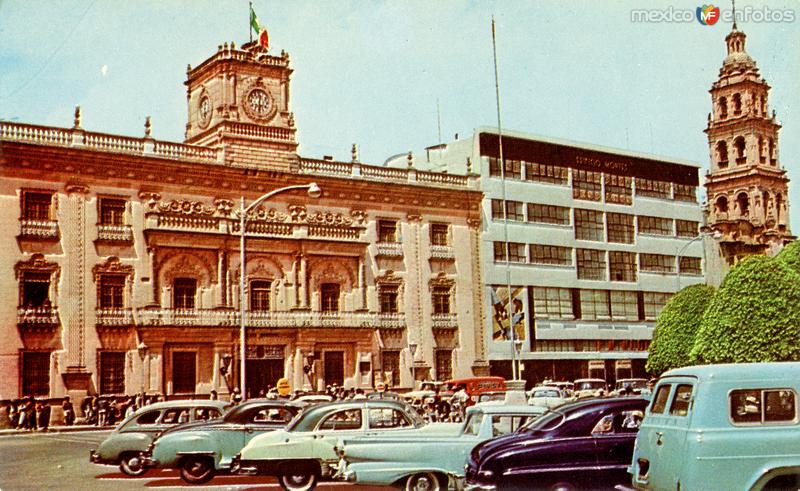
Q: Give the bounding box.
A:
[676,230,722,291]
[137,341,149,395]
[238,183,322,401]
[408,342,418,390]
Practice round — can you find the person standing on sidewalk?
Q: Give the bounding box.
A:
[62,397,75,426]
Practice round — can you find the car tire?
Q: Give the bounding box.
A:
[278,471,318,491]
[119,452,148,477]
[405,472,442,491]
[180,456,215,485]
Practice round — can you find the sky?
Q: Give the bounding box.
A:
[1,0,798,226]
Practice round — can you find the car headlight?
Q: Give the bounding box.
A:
[477,469,494,479]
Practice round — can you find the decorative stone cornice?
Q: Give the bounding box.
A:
[91,256,134,283]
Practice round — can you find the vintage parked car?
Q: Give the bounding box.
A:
[630,362,800,491]
[232,399,453,491]
[140,399,302,484]
[573,378,608,398]
[528,387,572,409]
[337,403,545,491]
[610,378,648,396]
[465,396,647,490]
[89,399,230,476]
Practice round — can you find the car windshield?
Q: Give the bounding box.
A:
[616,379,646,391]
[519,408,564,432]
[533,389,560,398]
[576,381,605,391]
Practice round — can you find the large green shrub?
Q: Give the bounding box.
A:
[690,255,800,364]
[776,240,800,273]
[646,284,715,375]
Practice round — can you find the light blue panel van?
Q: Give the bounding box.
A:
[630,362,800,491]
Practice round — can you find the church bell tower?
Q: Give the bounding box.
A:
[184,40,298,171]
[704,20,793,264]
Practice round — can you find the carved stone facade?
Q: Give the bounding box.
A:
[704,23,794,275]
[0,41,483,401]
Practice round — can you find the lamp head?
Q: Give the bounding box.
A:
[307,182,322,199]
[137,341,149,360]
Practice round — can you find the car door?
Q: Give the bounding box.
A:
[634,378,695,491]
[593,405,645,486]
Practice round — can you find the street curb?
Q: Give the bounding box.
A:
[0,425,114,437]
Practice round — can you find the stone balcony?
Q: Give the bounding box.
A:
[95,308,134,326]
[135,308,405,329]
[375,242,403,257]
[430,245,455,260]
[431,313,458,329]
[96,224,134,243]
[17,306,60,328]
[19,219,59,240]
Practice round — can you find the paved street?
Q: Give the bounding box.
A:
[0,430,392,491]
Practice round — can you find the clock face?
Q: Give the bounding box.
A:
[247,88,270,116]
[198,96,211,127]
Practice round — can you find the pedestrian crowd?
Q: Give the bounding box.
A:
[3,392,169,430]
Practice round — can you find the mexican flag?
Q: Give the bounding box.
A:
[250,5,269,50]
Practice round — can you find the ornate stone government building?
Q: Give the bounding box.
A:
[0,40,484,401]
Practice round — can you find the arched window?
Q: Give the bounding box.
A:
[716,141,729,168]
[736,193,750,217]
[320,283,340,312]
[715,195,729,214]
[733,93,742,115]
[733,136,746,164]
[761,95,767,116]
[718,96,728,119]
[758,137,766,163]
[751,93,757,116]
[768,138,776,165]
[776,193,784,225]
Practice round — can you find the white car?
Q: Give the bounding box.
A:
[527,387,571,409]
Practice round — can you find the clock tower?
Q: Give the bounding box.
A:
[184,40,298,171]
[704,21,793,266]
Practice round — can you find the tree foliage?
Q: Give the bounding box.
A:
[690,255,800,364]
[776,240,800,273]
[646,284,715,375]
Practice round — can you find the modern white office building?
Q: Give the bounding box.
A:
[424,128,704,384]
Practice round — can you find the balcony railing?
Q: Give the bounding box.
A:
[135,308,405,329]
[375,242,403,257]
[17,306,60,327]
[19,219,59,239]
[430,245,455,260]
[95,308,134,326]
[431,313,458,329]
[96,224,134,242]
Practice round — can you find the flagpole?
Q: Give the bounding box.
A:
[492,16,519,382]
[249,1,253,43]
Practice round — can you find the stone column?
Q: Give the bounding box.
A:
[64,184,90,368]
[148,247,158,305]
[358,256,367,310]
[217,250,227,307]
[300,254,309,309]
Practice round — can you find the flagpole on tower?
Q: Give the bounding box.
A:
[249,1,253,43]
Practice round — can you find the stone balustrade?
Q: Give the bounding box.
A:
[135,308,405,329]
[299,158,474,189]
[431,313,458,329]
[430,245,455,260]
[1,121,222,165]
[19,219,59,239]
[97,224,134,242]
[96,308,134,326]
[17,306,60,326]
[375,242,404,257]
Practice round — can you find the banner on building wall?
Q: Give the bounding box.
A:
[490,286,526,341]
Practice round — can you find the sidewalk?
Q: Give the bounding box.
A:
[0,423,114,437]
